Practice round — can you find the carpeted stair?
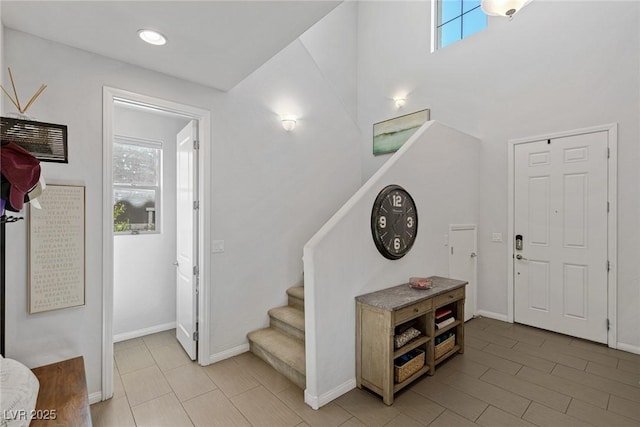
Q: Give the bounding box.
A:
[247,285,305,388]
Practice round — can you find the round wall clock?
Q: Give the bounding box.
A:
[371,185,418,260]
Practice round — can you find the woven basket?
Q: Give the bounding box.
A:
[394,349,425,383]
[435,335,455,359]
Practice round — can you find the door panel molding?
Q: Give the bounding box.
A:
[449,224,477,322]
[507,123,617,347]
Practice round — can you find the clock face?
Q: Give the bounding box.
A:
[371,185,418,260]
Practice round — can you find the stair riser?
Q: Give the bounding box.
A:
[270,317,304,342]
[288,295,304,311]
[249,342,305,389]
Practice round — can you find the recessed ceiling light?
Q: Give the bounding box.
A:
[137,29,167,46]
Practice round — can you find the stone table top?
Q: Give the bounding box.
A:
[355,276,467,311]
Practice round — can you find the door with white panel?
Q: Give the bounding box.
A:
[514,131,608,343]
[176,120,198,359]
[449,225,477,322]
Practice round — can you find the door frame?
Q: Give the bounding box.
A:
[507,123,617,347]
[448,224,477,320]
[102,87,212,400]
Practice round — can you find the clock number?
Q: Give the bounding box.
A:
[393,237,401,251]
[392,194,402,208]
[378,216,386,229]
[407,216,414,228]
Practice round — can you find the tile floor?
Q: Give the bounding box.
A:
[91,317,640,426]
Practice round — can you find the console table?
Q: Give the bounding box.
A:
[356,276,466,405]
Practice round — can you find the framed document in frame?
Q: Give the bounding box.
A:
[28,184,85,314]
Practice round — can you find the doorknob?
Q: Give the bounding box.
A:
[516,254,528,260]
[470,252,477,258]
[173,261,179,266]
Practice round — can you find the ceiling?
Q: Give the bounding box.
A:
[1,1,341,91]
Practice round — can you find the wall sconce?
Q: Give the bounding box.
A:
[281,116,297,131]
[481,0,532,17]
[394,98,406,108]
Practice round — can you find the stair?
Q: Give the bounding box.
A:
[247,286,306,388]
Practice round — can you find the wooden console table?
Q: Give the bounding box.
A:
[31,356,92,426]
[356,276,466,405]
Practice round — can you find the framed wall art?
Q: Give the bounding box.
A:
[373,109,430,155]
[28,184,85,313]
[1,117,68,163]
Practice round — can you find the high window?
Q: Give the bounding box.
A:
[436,0,487,49]
[113,136,162,234]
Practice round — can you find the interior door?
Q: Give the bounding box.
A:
[449,225,477,322]
[176,120,198,359]
[514,131,608,343]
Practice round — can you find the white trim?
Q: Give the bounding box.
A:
[616,342,640,356]
[304,378,356,410]
[208,344,250,364]
[102,87,212,403]
[113,322,176,343]
[430,0,437,53]
[475,310,510,323]
[88,391,103,405]
[507,123,618,348]
[606,124,618,349]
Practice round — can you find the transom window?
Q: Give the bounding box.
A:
[436,0,487,49]
[113,136,162,234]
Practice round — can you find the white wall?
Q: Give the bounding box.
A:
[3,26,362,397]
[304,121,479,407]
[299,1,359,123]
[357,1,640,350]
[112,107,189,339]
[210,38,362,355]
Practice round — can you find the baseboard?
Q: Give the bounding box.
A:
[304,378,356,410]
[113,322,176,342]
[88,391,103,405]
[616,342,640,355]
[208,343,250,364]
[475,310,510,323]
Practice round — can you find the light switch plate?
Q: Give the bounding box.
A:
[212,240,225,253]
[492,233,503,242]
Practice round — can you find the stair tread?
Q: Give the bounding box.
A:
[247,328,305,374]
[268,306,305,332]
[286,286,304,301]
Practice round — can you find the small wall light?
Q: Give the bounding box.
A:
[138,29,167,46]
[281,116,297,131]
[394,98,406,108]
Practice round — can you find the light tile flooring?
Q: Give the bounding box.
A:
[91,318,640,426]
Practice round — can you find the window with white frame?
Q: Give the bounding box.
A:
[435,0,487,49]
[113,136,162,234]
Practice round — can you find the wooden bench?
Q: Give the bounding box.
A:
[31,356,92,426]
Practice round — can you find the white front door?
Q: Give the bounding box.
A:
[514,131,608,343]
[176,120,198,359]
[449,225,477,322]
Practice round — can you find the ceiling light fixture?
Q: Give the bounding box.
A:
[281,116,297,131]
[481,0,532,17]
[394,98,406,108]
[137,29,167,46]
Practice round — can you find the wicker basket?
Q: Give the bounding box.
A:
[394,349,425,383]
[435,334,456,359]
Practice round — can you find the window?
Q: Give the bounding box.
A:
[113,136,162,234]
[436,0,487,49]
